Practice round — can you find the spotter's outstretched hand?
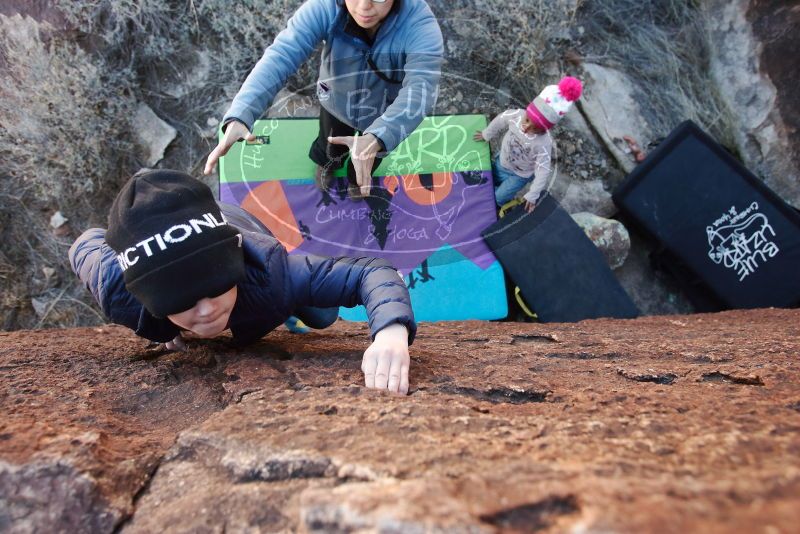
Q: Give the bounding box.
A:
[204,121,256,176]
[328,133,381,197]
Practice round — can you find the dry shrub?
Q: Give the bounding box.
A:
[145,0,316,173]
[0,19,135,203]
[0,14,136,329]
[577,0,737,148]
[433,0,584,113]
[58,0,314,173]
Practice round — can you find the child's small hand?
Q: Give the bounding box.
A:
[362,323,410,394]
[473,130,485,142]
[524,199,537,213]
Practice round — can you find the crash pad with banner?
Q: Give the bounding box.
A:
[219,114,507,321]
[612,120,800,310]
[481,196,639,323]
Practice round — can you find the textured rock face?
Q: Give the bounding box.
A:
[750,0,800,175]
[705,0,800,207]
[0,459,119,534]
[2,311,800,532]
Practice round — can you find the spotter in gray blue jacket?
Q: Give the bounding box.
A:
[204,0,444,200]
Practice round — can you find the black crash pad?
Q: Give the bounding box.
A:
[613,120,800,310]
[481,195,639,322]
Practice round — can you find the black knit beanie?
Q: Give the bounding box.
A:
[106,169,246,318]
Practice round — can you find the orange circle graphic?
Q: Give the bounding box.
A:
[401,172,453,206]
[383,175,399,196]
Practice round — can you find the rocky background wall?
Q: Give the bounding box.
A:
[1,0,798,330]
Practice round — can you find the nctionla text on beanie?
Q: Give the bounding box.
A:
[106,169,246,318]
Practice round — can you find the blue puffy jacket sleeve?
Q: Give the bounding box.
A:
[223,0,333,130]
[286,254,417,345]
[68,228,179,342]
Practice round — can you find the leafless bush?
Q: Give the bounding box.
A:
[434,0,584,114]
[0,20,135,203]
[144,0,316,173]
[56,0,178,55]
[58,0,314,173]
[0,14,136,329]
[578,0,737,148]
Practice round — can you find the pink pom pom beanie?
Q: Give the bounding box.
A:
[526,76,583,131]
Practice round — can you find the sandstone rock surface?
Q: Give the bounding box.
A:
[2,311,799,532]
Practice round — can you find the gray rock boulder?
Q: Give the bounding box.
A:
[578,63,654,173]
[570,212,630,269]
[131,103,176,167]
[0,458,120,534]
[551,177,616,218]
[704,0,800,207]
[300,478,489,533]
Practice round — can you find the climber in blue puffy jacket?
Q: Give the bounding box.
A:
[203,0,443,200]
[69,170,416,394]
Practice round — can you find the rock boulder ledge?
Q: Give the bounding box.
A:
[2,309,799,533]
